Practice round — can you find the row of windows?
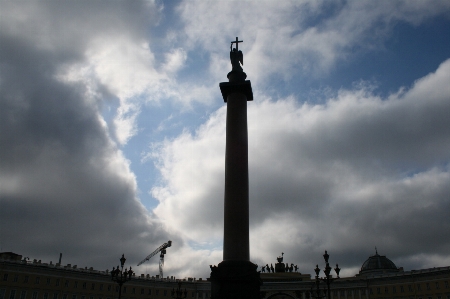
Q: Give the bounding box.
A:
[2,275,112,291]
[0,289,207,299]
[368,296,450,299]
[370,281,450,295]
[417,296,450,299]
[305,292,450,299]
[0,290,113,299]
[2,274,202,298]
[330,290,366,296]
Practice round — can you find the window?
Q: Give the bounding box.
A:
[385,287,389,294]
[82,283,86,290]
[91,284,95,291]
[65,281,69,288]
[140,289,144,295]
[24,276,29,283]
[369,289,373,295]
[445,281,449,289]
[20,291,26,299]
[393,286,397,294]
[9,290,16,299]
[123,287,126,294]
[72,295,76,299]
[80,296,85,299]
[107,286,111,292]
[401,286,404,293]
[63,295,68,299]
[3,274,8,281]
[47,278,51,285]
[53,294,58,299]
[99,285,103,291]
[148,290,151,295]
[132,288,135,294]
[377,288,381,294]
[164,290,167,296]
[56,279,60,287]
[1,289,6,299]
[426,283,430,291]
[436,282,440,290]
[409,285,413,292]
[43,293,48,299]
[13,275,18,283]
[89,296,93,299]
[35,277,40,285]
[74,282,78,289]
[191,292,194,298]
[32,292,38,299]
[417,284,422,291]
[155,291,159,296]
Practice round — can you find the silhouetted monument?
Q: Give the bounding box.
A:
[210,37,260,299]
[275,253,286,273]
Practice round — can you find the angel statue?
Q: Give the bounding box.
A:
[230,38,243,71]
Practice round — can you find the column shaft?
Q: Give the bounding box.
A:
[223,91,249,261]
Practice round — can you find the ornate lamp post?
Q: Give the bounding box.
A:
[312,251,340,299]
[111,254,134,299]
[171,281,187,299]
[311,265,326,299]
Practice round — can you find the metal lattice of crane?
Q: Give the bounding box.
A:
[137,241,172,278]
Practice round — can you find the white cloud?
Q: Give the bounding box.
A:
[175,0,450,83]
[162,48,188,74]
[151,108,227,243]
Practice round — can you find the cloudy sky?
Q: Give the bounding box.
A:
[1,0,450,280]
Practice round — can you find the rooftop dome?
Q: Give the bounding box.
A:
[359,249,399,275]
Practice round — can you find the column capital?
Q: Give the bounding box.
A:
[219,80,253,102]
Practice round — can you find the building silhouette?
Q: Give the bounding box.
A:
[2,251,450,299]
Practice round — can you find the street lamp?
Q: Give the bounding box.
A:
[171,281,187,299]
[111,254,134,299]
[311,264,326,299]
[312,251,340,299]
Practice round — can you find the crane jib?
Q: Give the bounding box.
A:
[137,240,172,266]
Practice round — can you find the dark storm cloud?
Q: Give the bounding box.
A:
[0,33,94,168]
[0,0,171,270]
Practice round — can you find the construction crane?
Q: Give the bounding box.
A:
[137,240,172,278]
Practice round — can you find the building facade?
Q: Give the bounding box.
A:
[2,252,449,299]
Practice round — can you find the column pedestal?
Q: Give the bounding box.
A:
[210,261,260,299]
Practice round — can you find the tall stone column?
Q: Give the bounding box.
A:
[223,71,251,262]
[210,38,260,299]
